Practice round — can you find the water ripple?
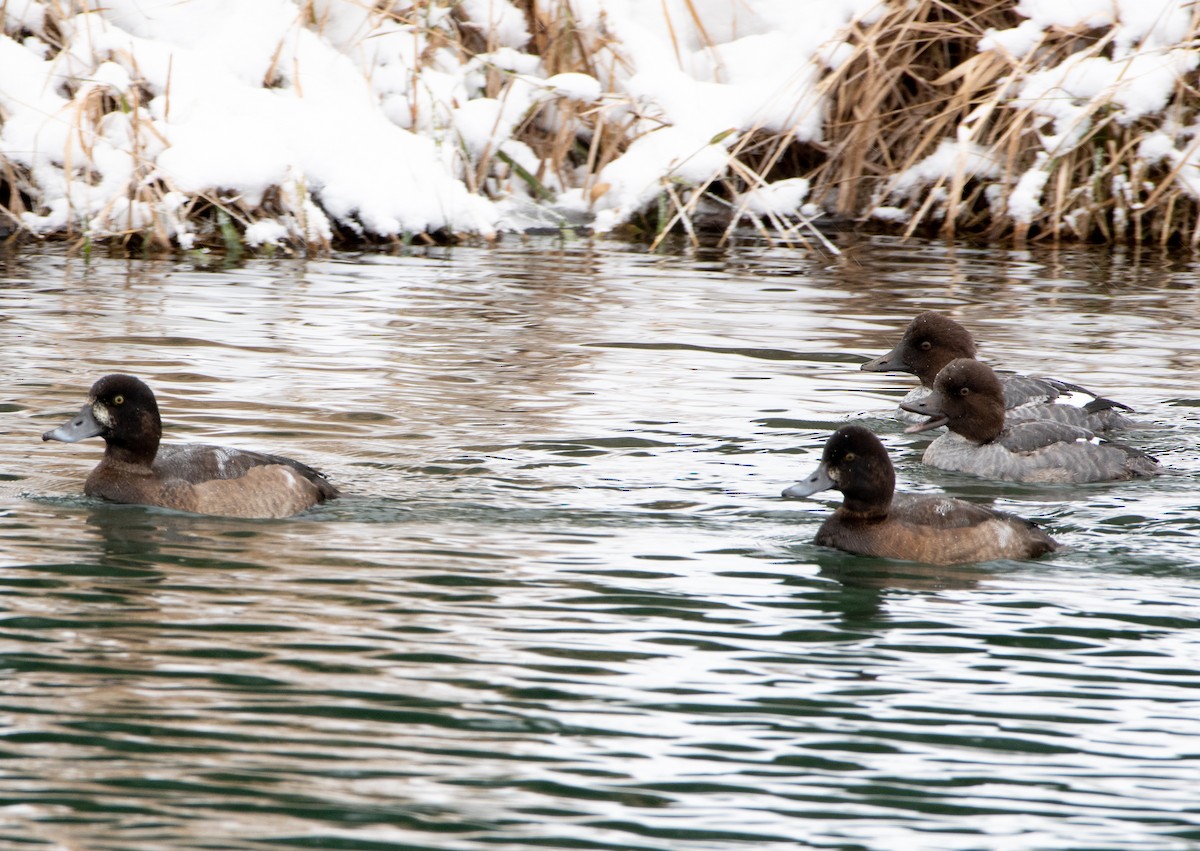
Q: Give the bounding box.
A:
[1,239,1199,849]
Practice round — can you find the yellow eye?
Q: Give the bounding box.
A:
[113,395,125,405]
[844,452,856,462]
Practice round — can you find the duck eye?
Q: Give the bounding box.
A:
[958,387,970,396]
[919,341,932,351]
[113,395,125,405]
[843,452,856,462]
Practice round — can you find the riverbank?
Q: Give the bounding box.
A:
[1,1,1197,251]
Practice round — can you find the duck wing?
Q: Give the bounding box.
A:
[889,493,1009,529]
[996,421,1096,454]
[155,443,341,499]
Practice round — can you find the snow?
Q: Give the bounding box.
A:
[1,0,1199,246]
[1009,154,1052,224]
[978,20,1044,59]
[1012,49,1198,152]
[457,0,530,49]
[889,139,1003,199]
[870,206,909,223]
[544,73,603,103]
[738,178,810,217]
[891,0,1200,229]
[1012,0,1116,31]
[1138,129,1200,198]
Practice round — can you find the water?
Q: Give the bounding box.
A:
[1,236,1199,849]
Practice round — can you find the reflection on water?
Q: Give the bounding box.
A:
[0,237,1198,849]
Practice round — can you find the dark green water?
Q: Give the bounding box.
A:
[1,237,1198,849]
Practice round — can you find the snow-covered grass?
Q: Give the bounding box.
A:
[824,0,1200,245]
[1,0,1199,251]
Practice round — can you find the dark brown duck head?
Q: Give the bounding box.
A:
[782,424,894,520]
[860,311,978,388]
[43,373,162,466]
[900,358,1006,443]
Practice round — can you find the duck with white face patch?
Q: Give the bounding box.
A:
[43,374,340,519]
[782,424,1058,565]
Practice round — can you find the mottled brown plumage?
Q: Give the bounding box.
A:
[43,374,339,519]
[783,425,1058,565]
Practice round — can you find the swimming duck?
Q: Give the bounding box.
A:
[901,359,1162,483]
[783,425,1058,564]
[861,311,1135,430]
[42,374,340,518]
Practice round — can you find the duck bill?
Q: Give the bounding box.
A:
[902,414,949,434]
[899,397,949,433]
[860,346,911,374]
[782,462,836,499]
[43,404,104,443]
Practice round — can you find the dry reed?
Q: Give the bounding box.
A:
[813,0,1200,246]
[4,0,1200,251]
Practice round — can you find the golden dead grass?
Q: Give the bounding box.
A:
[814,0,1200,246]
[4,0,1200,250]
[487,0,1200,249]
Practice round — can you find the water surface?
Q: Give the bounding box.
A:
[1,236,1199,849]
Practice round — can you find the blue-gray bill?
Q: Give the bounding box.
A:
[899,396,948,433]
[782,462,835,499]
[43,405,104,443]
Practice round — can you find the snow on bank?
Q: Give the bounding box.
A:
[878,0,1200,233]
[1,0,500,247]
[0,0,884,247]
[1,1,1199,248]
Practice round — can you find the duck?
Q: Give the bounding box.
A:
[42,374,340,518]
[782,424,1058,564]
[901,359,1163,483]
[860,311,1136,430]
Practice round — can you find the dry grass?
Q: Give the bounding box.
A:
[521,0,835,250]
[812,0,1200,246]
[4,0,1200,251]
[544,0,1200,248]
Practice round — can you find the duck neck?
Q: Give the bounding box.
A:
[840,494,891,522]
[840,475,893,521]
[955,406,1005,444]
[104,410,161,467]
